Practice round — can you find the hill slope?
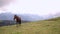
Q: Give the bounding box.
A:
[0,17,60,34]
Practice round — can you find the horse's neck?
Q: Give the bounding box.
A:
[15,16,19,19]
[14,16,17,21]
[14,16,21,20]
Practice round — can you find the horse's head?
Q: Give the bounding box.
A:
[14,15,17,17]
[14,14,21,20]
[14,15,17,20]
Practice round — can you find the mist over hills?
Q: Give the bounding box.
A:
[0,12,60,21]
[0,13,43,21]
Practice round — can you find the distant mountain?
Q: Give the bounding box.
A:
[0,13,14,20]
[0,12,60,21]
[0,13,43,21]
[18,14,44,21]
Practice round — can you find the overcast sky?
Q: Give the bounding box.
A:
[0,0,60,16]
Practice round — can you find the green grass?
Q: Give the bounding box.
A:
[0,17,60,34]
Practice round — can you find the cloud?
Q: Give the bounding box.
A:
[0,0,14,7]
[0,0,60,16]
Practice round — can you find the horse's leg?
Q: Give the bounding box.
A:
[16,22,21,27]
[16,22,19,27]
[19,24,21,26]
[18,22,21,26]
[19,21,21,26]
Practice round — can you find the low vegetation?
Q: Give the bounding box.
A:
[0,17,60,34]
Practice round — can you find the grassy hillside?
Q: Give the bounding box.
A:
[0,17,60,34]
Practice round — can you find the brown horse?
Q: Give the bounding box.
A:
[14,15,21,27]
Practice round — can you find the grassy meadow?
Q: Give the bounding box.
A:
[0,17,60,34]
